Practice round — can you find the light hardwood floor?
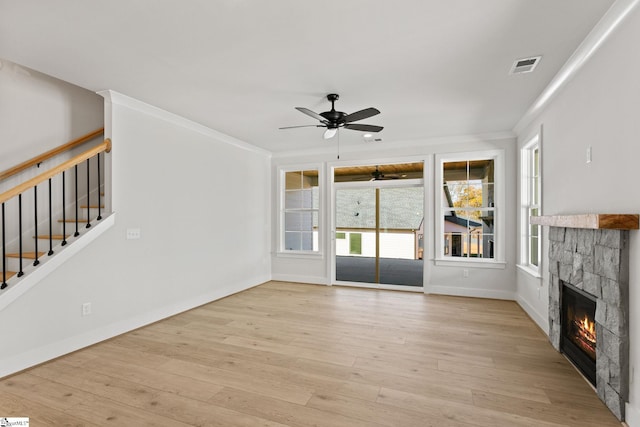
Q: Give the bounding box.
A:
[0,281,622,426]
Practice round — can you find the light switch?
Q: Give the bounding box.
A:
[126,228,141,240]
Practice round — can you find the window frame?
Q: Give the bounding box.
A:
[278,165,323,257]
[435,150,506,268]
[519,135,542,276]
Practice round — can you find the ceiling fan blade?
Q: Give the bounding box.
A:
[279,125,323,129]
[344,123,384,132]
[295,107,327,123]
[343,107,380,123]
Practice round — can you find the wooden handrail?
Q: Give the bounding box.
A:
[0,139,111,205]
[0,127,104,182]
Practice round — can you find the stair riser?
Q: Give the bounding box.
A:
[32,242,62,256]
[57,221,93,234]
[4,236,72,257]
[2,218,92,254]
[71,208,104,219]
[4,255,49,272]
[0,272,16,283]
[4,218,101,273]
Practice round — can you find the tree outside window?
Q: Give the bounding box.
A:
[442,159,495,259]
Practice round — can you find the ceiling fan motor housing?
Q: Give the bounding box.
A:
[321,93,345,127]
[320,111,345,126]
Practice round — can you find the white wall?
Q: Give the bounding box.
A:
[0,59,105,258]
[514,3,640,423]
[0,58,103,173]
[272,135,517,299]
[0,90,271,377]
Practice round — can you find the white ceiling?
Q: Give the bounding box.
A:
[0,0,615,153]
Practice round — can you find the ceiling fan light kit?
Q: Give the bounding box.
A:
[280,93,383,139]
[323,127,338,139]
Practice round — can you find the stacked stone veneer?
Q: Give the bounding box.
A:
[548,227,629,420]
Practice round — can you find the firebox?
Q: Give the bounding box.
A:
[561,282,596,386]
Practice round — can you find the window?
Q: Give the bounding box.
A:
[436,151,504,265]
[520,136,541,271]
[281,169,320,253]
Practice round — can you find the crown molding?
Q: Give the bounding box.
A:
[514,0,640,134]
[97,90,272,157]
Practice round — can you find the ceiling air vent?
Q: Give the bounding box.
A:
[510,56,541,74]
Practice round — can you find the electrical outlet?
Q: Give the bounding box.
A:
[126,228,141,240]
[586,146,592,164]
[82,302,92,316]
[463,269,469,278]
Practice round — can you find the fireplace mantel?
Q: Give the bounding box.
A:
[531,214,638,230]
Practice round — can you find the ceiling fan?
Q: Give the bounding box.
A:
[370,165,400,181]
[280,94,383,139]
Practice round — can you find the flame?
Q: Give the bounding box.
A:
[577,314,596,345]
[568,311,596,360]
[581,315,595,335]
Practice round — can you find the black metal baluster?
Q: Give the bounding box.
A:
[1,202,6,289]
[17,194,23,277]
[86,158,91,228]
[74,165,79,237]
[62,171,67,246]
[47,178,53,256]
[33,186,39,266]
[97,153,102,221]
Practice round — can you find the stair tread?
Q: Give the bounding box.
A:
[36,235,70,240]
[6,252,46,259]
[58,219,90,223]
[80,205,105,209]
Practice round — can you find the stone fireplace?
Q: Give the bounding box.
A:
[531,214,638,421]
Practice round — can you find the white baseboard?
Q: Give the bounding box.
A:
[516,294,549,334]
[270,273,330,286]
[0,274,269,379]
[425,285,515,301]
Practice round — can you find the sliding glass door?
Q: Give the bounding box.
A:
[333,164,424,288]
[335,187,377,284]
[378,187,424,286]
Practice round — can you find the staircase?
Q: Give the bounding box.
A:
[0,129,111,291]
[2,204,104,280]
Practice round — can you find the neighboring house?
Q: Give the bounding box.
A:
[443,214,484,257]
[335,187,423,259]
